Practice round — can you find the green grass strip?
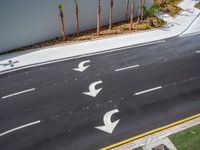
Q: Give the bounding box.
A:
[169,124,200,150]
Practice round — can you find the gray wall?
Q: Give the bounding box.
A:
[0,0,153,52]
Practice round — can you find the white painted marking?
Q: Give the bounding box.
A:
[95,109,120,134]
[0,40,165,75]
[134,86,162,96]
[196,51,200,53]
[0,120,41,137]
[83,80,103,97]
[2,88,35,99]
[73,60,90,72]
[115,64,140,72]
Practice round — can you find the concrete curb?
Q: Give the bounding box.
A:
[179,9,200,35]
[0,40,165,75]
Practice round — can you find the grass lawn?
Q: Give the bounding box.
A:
[0,17,165,55]
[195,1,200,9]
[132,147,143,150]
[154,0,182,16]
[169,124,200,150]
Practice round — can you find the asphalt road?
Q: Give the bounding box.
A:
[0,34,200,150]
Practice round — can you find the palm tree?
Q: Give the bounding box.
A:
[130,0,134,30]
[144,4,160,26]
[97,0,101,36]
[125,0,129,22]
[109,0,113,30]
[137,0,145,23]
[141,0,145,21]
[57,3,66,41]
[74,0,80,36]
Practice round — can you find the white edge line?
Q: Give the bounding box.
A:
[196,51,200,53]
[0,120,41,137]
[2,88,35,99]
[115,64,140,72]
[134,86,162,96]
[0,40,165,75]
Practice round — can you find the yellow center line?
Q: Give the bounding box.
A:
[100,113,200,150]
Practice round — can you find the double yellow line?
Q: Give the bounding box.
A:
[100,113,200,150]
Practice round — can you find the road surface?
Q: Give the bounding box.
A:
[0,34,200,150]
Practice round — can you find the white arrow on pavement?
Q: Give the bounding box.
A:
[73,60,90,72]
[83,80,103,97]
[95,109,120,134]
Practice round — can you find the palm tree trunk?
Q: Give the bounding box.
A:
[130,0,134,30]
[137,0,142,23]
[97,0,101,37]
[109,0,113,30]
[60,10,66,41]
[141,0,144,22]
[74,0,80,36]
[125,0,129,22]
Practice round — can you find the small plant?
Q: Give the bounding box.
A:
[195,1,200,9]
[144,4,160,18]
[144,4,160,26]
[157,18,165,24]
[121,24,127,30]
[170,0,176,3]
[145,25,151,29]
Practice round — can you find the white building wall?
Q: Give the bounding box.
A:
[0,0,153,52]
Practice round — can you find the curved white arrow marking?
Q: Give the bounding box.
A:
[73,60,90,72]
[95,109,120,134]
[83,80,103,97]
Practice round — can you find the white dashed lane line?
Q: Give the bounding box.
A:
[2,88,36,99]
[196,51,200,53]
[134,86,162,96]
[0,120,41,137]
[115,64,140,72]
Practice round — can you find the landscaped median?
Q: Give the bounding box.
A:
[154,0,182,17]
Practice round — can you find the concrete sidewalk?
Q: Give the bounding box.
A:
[0,0,199,74]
